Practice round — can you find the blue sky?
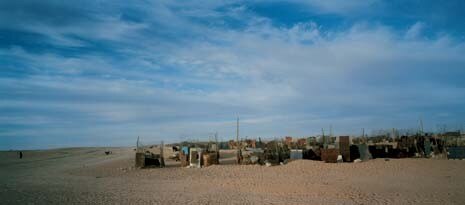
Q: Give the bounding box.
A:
[1,0,465,149]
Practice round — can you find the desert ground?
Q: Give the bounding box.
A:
[1,147,464,204]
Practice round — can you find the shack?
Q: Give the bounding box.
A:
[179,141,220,168]
[135,140,165,168]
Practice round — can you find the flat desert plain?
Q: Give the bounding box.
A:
[1,147,465,204]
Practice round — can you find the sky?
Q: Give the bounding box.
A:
[1,0,465,150]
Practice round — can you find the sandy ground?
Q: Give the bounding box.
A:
[1,147,464,204]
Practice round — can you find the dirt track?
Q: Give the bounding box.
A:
[1,148,464,204]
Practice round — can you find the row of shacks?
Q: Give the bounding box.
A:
[289,130,465,163]
[135,139,221,168]
[135,130,465,168]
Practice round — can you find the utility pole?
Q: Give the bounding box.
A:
[236,117,241,164]
[330,125,333,146]
[160,140,165,167]
[419,118,424,136]
[215,131,218,144]
[322,128,326,149]
[362,128,365,143]
[215,131,219,151]
[236,117,239,145]
[136,136,140,151]
[215,131,219,164]
[330,125,333,137]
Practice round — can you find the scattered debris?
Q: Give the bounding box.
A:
[337,155,343,163]
[133,129,465,169]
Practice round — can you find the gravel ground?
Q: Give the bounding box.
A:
[1,147,464,204]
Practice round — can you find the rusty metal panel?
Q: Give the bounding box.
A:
[321,148,339,163]
[339,136,350,162]
[202,152,219,167]
[179,152,189,167]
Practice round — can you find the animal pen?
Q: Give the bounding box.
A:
[178,141,220,168]
[135,137,165,168]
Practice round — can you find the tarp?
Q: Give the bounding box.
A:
[358,144,372,161]
[290,149,303,159]
[182,146,189,155]
[424,140,431,156]
[448,147,465,159]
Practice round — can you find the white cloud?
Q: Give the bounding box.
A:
[405,22,426,39]
[1,1,465,149]
[301,0,381,15]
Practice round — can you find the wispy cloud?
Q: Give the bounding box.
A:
[1,0,464,149]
